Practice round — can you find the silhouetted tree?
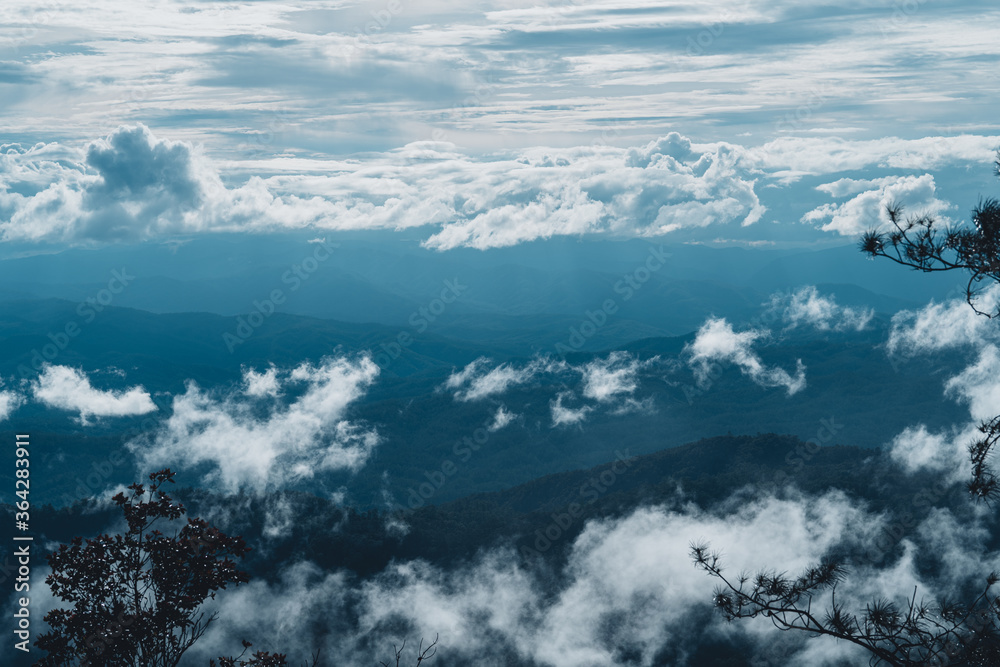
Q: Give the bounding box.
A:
[379,635,438,667]
[695,152,1000,665]
[692,543,1000,665]
[861,151,1000,501]
[35,470,253,666]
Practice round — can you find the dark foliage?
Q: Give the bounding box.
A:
[860,152,1000,319]
[35,469,251,667]
[692,544,1000,666]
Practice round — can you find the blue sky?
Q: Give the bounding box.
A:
[1,0,998,249]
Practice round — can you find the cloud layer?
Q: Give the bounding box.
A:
[177,485,999,667]
[2,1,999,152]
[2,124,997,249]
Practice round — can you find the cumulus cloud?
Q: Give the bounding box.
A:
[132,356,380,493]
[884,289,1000,481]
[32,365,156,425]
[769,286,873,332]
[448,353,661,425]
[801,173,953,236]
[0,125,337,243]
[6,124,999,249]
[1,127,769,248]
[686,317,807,395]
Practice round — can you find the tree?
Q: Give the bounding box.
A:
[36,469,253,666]
[35,469,437,667]
[378,635,438,667]
[691,544,1000,665]
[695,152,1000,666]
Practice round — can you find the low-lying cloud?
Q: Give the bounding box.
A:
[31,365,156,425]
[180,486,998,667]
[0,386,24,422]
[686,317,807,395]
[769,286,873,332]
[884,291,1000,481]
[131,356,380,493]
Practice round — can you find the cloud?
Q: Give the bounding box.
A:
[186,489,910,667]
[0,126,769,248]
[446,358,534,402]
[944,345,1000,422]
[801,173,953,236]
[580,351,651,403]
[488,405,517,432]
[769,286,873,332]
[445,357,563,402]
[32,365,156,425]
[686,317,806,395]
[888,424,978,484]
[0,387,24,422]
[0,125,334,243]
[550,391,593,427]
[883,290,1000,482]
[448,353,660,425]
[4,122,999,249]
[887,286,1000,357]
[243,365,281,398]
[132,356,380,493]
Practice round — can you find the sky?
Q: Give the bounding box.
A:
[1,1,999,247]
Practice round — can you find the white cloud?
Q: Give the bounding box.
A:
[0,388,24,422]
[446,358,534,402]
[802,173,953,236]
[888,424,977,484]
[0,127,769,248]
[686,317,806,395]
[944,345,1000,422]
[243,365,281,398]
[187,490,905,667]
[488,405,517,432]
[32,365,156,425]
[446,357,564,402]
[550,391,593,427]
[883,290,1000,483]
[769,286,873,332]
[580,351,652,403]
[449,353,661,425]
[887,286,1000,357]
[3,122,998,249]
[132,356,380,493]
[0,125,339,243]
